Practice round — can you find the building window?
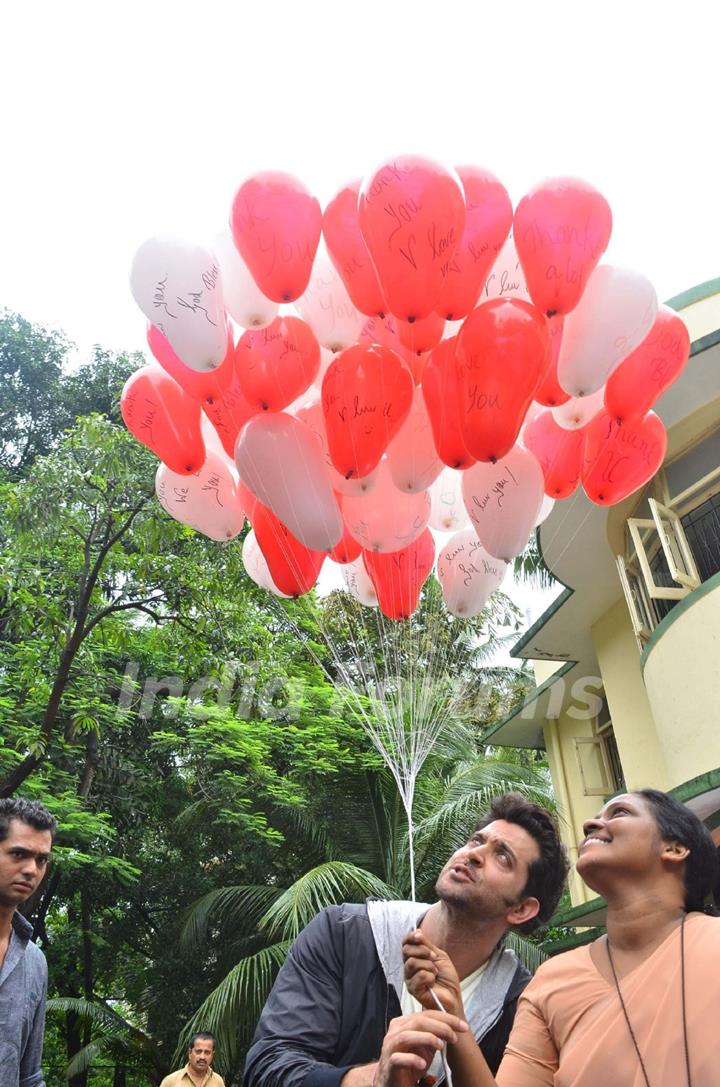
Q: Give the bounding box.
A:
[617,432,720,649]
[574,700,625,797]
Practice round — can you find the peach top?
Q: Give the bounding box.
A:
[497,912,720,1086]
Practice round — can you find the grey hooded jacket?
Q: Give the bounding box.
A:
[0,912,48,1087]
[243,901,529,1087]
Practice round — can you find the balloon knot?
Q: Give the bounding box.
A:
[378,311,386,320]
[282,292,292,302]
[345,469,354,480]
[261,402,269,411]
[206,396,214,405]
[490,455,497,464]
[547,308,557,317]
[446,313,453,321]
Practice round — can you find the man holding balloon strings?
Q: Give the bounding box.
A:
[243,794,568,1087]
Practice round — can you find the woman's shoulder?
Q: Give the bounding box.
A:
[523,941,594,993]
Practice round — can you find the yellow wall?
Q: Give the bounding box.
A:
[591,600,670,791]
[643,578,720,786]
[543,716,600,905]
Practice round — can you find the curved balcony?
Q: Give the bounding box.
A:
[642,571,720,786]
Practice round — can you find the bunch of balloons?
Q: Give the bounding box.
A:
[123,157,691,620]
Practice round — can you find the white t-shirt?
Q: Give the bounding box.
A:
[400,959,489,1080]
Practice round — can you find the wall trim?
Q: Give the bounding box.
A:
[641,570,720,675]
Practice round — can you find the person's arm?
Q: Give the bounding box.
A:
[19,962,47,1087]
[244,908,366,1087]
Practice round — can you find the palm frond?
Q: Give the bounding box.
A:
[180,884,280,950]
[176,940,292,1078]
[259,861,395,942]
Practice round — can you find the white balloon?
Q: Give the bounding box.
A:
[429,470,471,532]
[293,398,377,496]
[235,412,343,551]
[342,557,378,608]
[130,237,227,371]
[155,453,244,542]
[557,265,658,396]
[343,460,430,553]
[478,236,531,303]
[462,444,544,561]
[552,387,606,430]
[436,529,508,617]
[242,530,289,597]
[214,231,279,329]
[295,251,365,351]
[535,494,556,526]
[387,388,444,494]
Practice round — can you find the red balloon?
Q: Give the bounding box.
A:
[121,364,205,474]
[514,178,612,317]
[422,337,475,470]
[456,299,550,462]
[253,502,325,596]
[358,156,465,322]
[535,315,570,407]
[435,166,513,320]
[230,172,322,303]
[236,316,320,412]
[363,530,436,620]
[582,411,667,506]
[147,322,235,401]
[202,363,257,457]
[523,410,583,498]
[322,180,387,317]
[604,307,691,424]
[397,312,446,355]
[329,503,363,565]
[321,344,413,479]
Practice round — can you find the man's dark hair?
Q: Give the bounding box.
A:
[475,792,568,934]
[189,1032,216,1049]
[636,788,719,911]
[0,798,57,842]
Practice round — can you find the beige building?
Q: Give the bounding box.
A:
[485,278,720,926]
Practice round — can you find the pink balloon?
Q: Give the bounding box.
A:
[342,460,430,553]
[294,252,366,352]
[436,166,513,320]
[235,412,343,552]
[429,470,471,532]
[552,388,605,431]
[230,172,322,302]
[386,388,444,494]
[437,529,508,617]
[478,236,531,304]
[155,453,245,541]
[342,557,379,607]
[514,178,613,317]
[462,444,544,561]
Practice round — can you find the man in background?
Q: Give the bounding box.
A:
[161,1032,226,1087]
[0,797,56,1087]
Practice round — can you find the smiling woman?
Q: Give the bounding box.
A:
[396,789,720,1087]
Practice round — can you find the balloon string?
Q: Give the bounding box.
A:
[428,988,454,1087]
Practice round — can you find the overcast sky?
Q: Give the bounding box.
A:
[2,0,718,362]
